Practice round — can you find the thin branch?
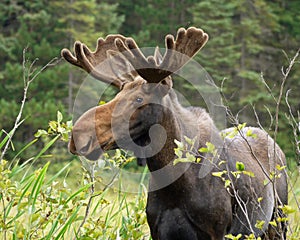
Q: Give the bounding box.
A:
[274,48,300,144]
[260,72,277,103]
[0,49,58,161]
[271,48,300,239]
[285,90,300,213]
[285,90,300,163]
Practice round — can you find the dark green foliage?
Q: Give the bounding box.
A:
[189,0,300,163]
[0,0,124,159]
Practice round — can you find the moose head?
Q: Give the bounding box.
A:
[61,27,208,164]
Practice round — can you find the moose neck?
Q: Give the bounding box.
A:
[145,92,202,172]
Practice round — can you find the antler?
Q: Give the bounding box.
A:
[115,27,208,83]
[61,35,138,89]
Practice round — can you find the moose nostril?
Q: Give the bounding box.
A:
[69,137,77,154]
[78,146,88,155]
[78,137,93,155]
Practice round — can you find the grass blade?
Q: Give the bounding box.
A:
[64,183,93,205]
[29,162,50,210]
[21,135,59,182]
[54,206,81,240]
[46,161,72,185]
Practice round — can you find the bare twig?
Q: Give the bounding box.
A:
[285,90,300,212]
[0,49,58,161]
[274,48,300,145]
[285,90,300,165]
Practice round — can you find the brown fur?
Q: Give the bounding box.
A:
[63,27,287,240]
[68,80,287,239]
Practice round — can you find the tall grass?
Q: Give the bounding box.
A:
[0,138,150,239]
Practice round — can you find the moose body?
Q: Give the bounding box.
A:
[62,27,287,239]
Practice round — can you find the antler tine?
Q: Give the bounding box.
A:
[61,35,137,89]
[115,38,159,81]
[159,27,208,77]
[115,27,208,83]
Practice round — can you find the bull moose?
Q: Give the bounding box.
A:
[61,27,288,239]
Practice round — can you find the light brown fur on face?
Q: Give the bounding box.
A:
[69,78,170,159]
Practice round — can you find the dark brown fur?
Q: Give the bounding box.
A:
[62,27,287,240]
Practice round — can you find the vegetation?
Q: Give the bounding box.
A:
[0,0,299,239]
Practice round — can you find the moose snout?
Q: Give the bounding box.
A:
[68,132,88,156]
[68,131,103,161]
[68,133,93,156]
[68,135,77,155]
[67,105,114,160]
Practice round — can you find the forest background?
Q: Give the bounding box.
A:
[1,0,299,167]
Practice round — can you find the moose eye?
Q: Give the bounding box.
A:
[135,97,143,104]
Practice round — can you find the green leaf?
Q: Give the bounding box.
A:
[257,197,263,203]
[218,160,227,166]
[0,129,13,149]
[225,233,242,240]
[98,100,106,105]
[174,148,183,158]
[242,170,255,177]
[11,138,39,166]
[57,110,63,123]
[186,152,195,162]
[237,123,247,131]
[206,142,215,153]
[61,132,69,142]
[255,220,265,230]
[199,147,208,153]
[263,179,270,186]
[269,219,277,227]
[224,179,231,188]
[276,164,286,171]
[64,183,93,205]
[280,204,296,214]
[174,139,184,149]
[54,206,81,240]
[184,136,194,146]
[49,121,57,131]
[46,162,72,185]
[212,171,227,178]
[246,129,257,138]
[236,161,245,171]
[199,142,215,154]
[32,135,60,163]
[34,129,48,138]
[173,158,189,165]
[29,162,50,212]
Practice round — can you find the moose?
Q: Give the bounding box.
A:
[61,27,288,239]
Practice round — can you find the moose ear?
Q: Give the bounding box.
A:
[157,77,172,97]
[153,46,163,65]
[106,50,138,83]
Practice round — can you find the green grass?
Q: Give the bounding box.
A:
[0,117,299,239]
[287,170,300,240]
[0,158,151,239]
[1,157,300,239]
